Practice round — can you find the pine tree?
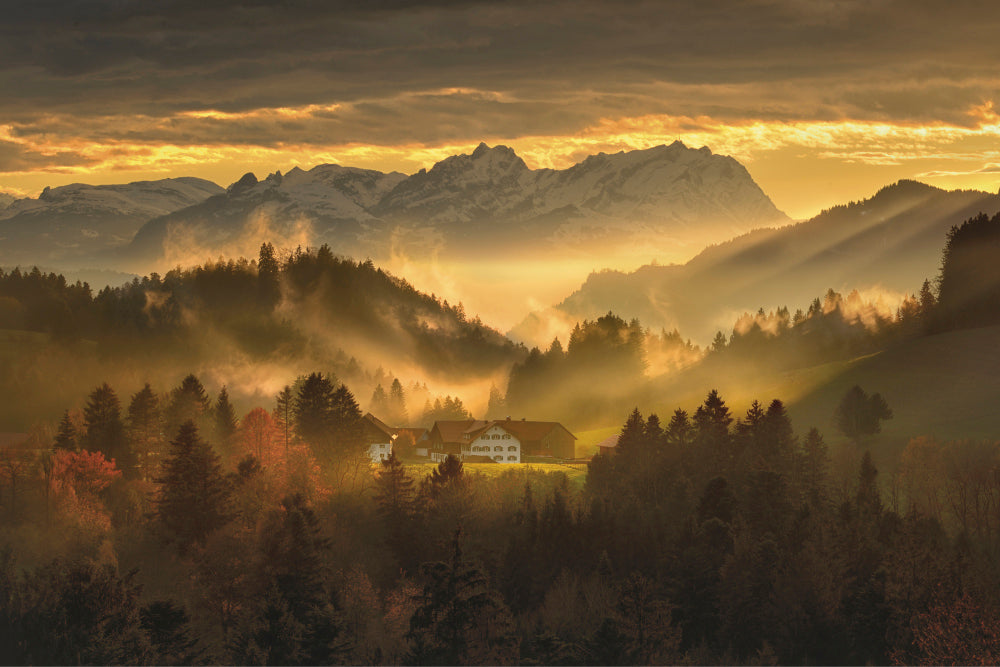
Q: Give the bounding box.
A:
[81,383,133,475]
[388,378,408,425]
[428,453,464,499]
[369,384,389,416]
[127,383,161,480]
[164,374,211,438]
[273,385,294,455]
[375,452,416,522]
[486,384,507,420]
[330,384,365,458]
[800,427,829,504]
[294,372,335,449]
[257,241,282,308]
[407,529,519,665]
[214,386,238,454]
[155,421,231,552]
[53,410,77,451]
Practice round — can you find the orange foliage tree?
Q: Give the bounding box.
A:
[50,449,121,530]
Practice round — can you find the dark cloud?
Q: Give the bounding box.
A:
[1,0,1000,150]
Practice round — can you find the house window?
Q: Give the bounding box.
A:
[494,455,502,461]
[508,445,516,451]
[503,434,510,439]
[493,434,500,440]
[494,445,502,452]
[508,455,516,461]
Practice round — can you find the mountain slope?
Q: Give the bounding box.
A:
[0,178,223,267]
[123,141,789,270]
[512,181,1000,345]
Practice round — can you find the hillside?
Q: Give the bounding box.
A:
[0,249,523,428]
[512,180,1000,345]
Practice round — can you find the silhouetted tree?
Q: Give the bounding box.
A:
[155,421,231,552]
[81,383,133,475]
[127,383,161,480]
[407,530,518,665]
[53,410,77,451]
[834,385,893,443]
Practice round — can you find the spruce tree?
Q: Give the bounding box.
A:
[164,374,211,438]
[369,384,389,417]
[155,421,231,552]
[53,410,77,451]
[214,386,238,454]
[127,383,161,480]
[273,385,294,455]
[294,372,335,449]
[81,383,132,475]
[407,530,519,665]
[389,378,408,425]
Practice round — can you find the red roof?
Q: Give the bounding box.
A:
[596,433,620,449]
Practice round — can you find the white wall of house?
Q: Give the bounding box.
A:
[462,424,520,463]
[368,441,392,464]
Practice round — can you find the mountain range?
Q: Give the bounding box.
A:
[511,180,1000,345]
[0,141,787,271]
[0,178,223,267]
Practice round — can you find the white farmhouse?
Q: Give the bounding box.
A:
[464,422,521,463]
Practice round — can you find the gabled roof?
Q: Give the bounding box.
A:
[496,419,577,442]
[463,419,576,443]
[363,412,397,440]
[596,433,620,449]
[431,420,486,444]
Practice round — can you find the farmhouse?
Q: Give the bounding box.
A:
[427,418,576,463]
[362,412,396,464]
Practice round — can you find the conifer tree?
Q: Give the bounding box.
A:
[273,385,294,454]
[155,420,231,552]
[82,383,133,475]
[53,410,77,451]
[164,374,211,438]
[428,453,464,499]
[407,529,519,665]
[369,384,389,416]
[127,383,161,480]
[388,378,408,425]
[214,386,238,453]
[294,372,336,448]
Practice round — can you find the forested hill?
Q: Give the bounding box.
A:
[0,245,523,426]
[512,180,1000,345]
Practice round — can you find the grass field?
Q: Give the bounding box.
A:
[405,461,589,489]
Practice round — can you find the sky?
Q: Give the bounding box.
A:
[3,0,1000,219]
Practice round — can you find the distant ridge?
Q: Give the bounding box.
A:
[510,180,1000,345]
[0,178,223,267]
[122,141,790,270]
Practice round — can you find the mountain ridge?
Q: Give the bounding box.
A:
[120,141,790,270]
[510,179,1000,346]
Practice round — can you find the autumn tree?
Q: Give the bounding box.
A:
[50,449,121,531]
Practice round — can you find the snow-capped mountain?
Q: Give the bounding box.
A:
[0,178,223,267]
[125,142,789,269]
